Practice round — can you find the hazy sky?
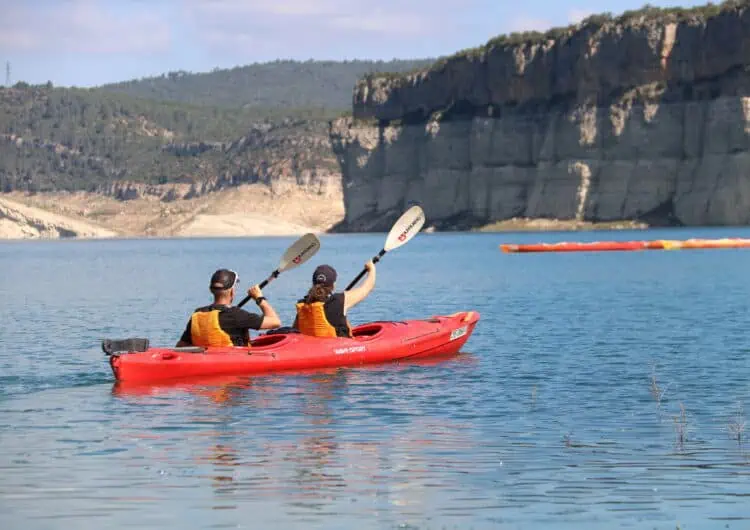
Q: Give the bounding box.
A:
[1,0,707,88]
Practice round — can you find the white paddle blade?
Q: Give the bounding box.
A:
[278,233,321,272]
[384,205,426,251]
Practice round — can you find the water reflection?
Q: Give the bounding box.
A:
[109,354,478,519]
[4,345,750,528]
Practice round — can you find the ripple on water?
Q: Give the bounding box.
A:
[2,233,750,529]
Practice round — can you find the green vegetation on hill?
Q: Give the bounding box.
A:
[99,59,434,109]
[0,60,444,191]
[0,59,438,193]
[0,86,335,193]
[367,0,748,81]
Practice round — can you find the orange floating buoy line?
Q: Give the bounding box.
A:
[499,238,750,253]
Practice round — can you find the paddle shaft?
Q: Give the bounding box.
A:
[345,249,384,291]
[237,270,279,308]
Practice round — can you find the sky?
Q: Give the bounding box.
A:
[1,0,709,88]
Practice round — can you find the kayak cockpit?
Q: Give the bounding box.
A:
[249,334,288,348]
[351,323,386,340]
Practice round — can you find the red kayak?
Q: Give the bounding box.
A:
[111,353,474,397]
[106,311,480,383]
[500,238,750,253]
[500,241,647,253]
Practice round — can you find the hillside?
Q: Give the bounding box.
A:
[0,196,117,239]
[0,85,338,197]
[4,183,344,239]
[98,59,434,109]
[0,59,441,201]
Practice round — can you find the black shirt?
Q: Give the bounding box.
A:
[180,304,264,346]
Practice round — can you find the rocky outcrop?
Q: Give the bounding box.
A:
[95,164,340,203]
[93,119,342,202]
[3,179,345,239]
[0,197,118,239]
[330,3,750,230]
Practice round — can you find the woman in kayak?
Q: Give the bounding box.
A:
[176,268,282,347]
[293,261,376,337]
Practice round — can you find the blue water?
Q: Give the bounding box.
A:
[1,228,750,529]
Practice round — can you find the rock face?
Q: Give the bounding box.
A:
[94,121,342,202]
[330,4,750,230]
[95,164,341,203]
[0,197,118,239]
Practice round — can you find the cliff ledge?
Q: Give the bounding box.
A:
[330,2,750,231]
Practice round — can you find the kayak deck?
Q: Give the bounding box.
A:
[107,311,480,383]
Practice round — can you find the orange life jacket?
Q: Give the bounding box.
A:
[190,308,235,347]
[295,301,352,338]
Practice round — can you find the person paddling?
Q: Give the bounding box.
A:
[292,262,376,338]
[176,268,281,347]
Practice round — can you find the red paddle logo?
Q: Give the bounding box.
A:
[292,241,318,264]
[398,214,424,242]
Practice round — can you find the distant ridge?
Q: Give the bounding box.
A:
[97,59,435,109]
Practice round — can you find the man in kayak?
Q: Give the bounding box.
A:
[292,261,376,337]
[176,268,282,347]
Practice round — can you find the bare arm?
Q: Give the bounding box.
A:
[344,260,376,313]
[247,285,282,329]
[257,299,282,329]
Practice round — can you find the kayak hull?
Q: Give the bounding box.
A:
[108,311,480,383]
[112,353,473,397]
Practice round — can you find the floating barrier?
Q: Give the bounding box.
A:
[500,238,750,253]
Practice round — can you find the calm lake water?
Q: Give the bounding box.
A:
[1,228,750,529]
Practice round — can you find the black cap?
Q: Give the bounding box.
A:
[210,269,238,291]
[312,264,336,287]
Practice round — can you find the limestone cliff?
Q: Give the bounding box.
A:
[330,2,750,231]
